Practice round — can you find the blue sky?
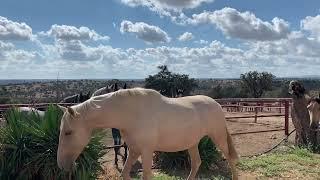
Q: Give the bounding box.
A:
[1,0,320,79]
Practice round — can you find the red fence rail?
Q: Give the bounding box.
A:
[0,98,292,136]
[217,98,292,136]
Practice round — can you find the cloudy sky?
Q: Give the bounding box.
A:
[1,0,320,79]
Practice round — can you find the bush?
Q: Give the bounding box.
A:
[0,105,106,180]
[153,136,221,171]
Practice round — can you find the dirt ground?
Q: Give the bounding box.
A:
[100,110,297,179]
[226,111,295,157]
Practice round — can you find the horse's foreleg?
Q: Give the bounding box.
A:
[122,148,140,180]
[141,151,153,180]
[113,136,121,167]
[187,145,201,180]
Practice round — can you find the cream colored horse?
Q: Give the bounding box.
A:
[57,88,239,180]
[307,98,320,130]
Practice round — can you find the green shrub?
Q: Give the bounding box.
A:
[153,136,221,171]
[0,105,106,180]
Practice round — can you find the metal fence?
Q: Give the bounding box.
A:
[0,98,292,136]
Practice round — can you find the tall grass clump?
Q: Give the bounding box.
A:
[0,105,106,180]
[153,136,221,171]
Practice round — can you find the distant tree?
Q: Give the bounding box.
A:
[0,97,10,104]
[208,84,223,99]
[145,65,198,97]
[208,84,248,99]
[240,71,275,98]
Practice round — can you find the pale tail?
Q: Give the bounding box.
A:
[226,128,239,162]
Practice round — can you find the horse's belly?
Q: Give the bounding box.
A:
[155,128,205,152]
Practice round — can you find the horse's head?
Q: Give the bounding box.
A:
[110,82,127,91]
[79,91,91,102]
[289,80,306,98]
[307,97,320,129]
[176,88,184,97]
[57,105,92,171]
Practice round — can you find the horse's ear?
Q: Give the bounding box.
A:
[123,83,127,89]
[67,107,79,117]
[57,104,67,112]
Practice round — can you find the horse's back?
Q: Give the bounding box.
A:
[160,95,226,131]
[166,95,223,113]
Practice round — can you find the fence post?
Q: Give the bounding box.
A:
[284,100,289,136]
[254,103,258,123]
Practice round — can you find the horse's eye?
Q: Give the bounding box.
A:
[65,131,72,136]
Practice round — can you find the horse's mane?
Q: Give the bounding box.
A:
[310,97,320,104]
[73,88,161,115]
[72,99,99,115]
[112,87,161,98]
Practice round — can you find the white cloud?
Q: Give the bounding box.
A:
[55,40,102,61]
[120,20,171,43]
[0,41,14,51]
[178,32,194,41]
[248,31,320,58]
[3,15,320,79]
[3,35,320,78]
[44,24,109,41]
[0,41,38,66]
[301,15,320,40]
[120,0,214,24]
[194,39,209,44]
[0,16,33,41]
[120,0,213,12]
[188,8,290,41]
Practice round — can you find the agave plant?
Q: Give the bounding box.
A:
[0,105,106,180]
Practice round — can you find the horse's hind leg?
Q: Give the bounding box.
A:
[114,147,119,167]
[187,145,201,180]
[209,131,238,180]
[123,142,128,165]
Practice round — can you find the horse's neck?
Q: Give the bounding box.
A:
[292,94,310,119]
[83,97,128,130]
[293,96,307,106]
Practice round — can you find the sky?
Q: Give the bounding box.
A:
[1,0,320,79]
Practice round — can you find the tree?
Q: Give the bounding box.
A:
[145,65,198,97]
[240,71,275,98]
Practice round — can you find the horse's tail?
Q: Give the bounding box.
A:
[226,128,239,163]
